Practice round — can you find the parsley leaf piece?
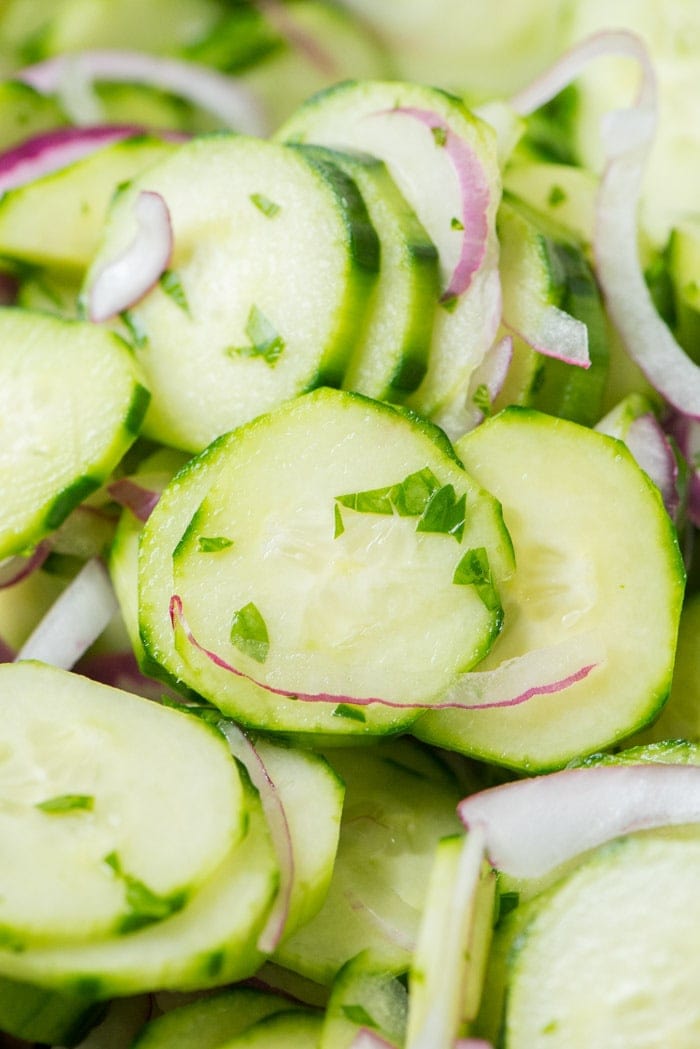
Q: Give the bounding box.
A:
[336,486,394,515]
[250,192,281,217]
[198,536,234,553]
[472,382,493,417]
[453,546,500,611]
[391,467,441,516]
[417,485,466,542]
[159,269,190,314]
[230,602,269,663]
[36,793,94,814]
[332,704,366,722]
[227,305,285,366]
[333,502,345,539]
[431,125,448,147]
[451,215,464,230]
[341,1004,378,1027]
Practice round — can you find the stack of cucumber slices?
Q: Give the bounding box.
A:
[0,4,697,1047]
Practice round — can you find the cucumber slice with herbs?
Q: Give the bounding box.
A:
[168,388,514,727]
[88,133,379,452]
[0,661,245,949]
[278,78,502,415]
[413,406,685,771]
[0,307,149,560]
[319,952,408,1049]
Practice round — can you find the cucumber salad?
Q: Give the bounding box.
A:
[0,1,698,1047]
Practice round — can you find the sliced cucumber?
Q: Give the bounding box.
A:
[273,737,462,984]
[88,134,379,452]
[0,307,149,560]
[319,952,408,1049]
[0,661,244,948]
[212,1009,323,1049]
[413,406,685,771]
[168,388,514,724]
[0,134,178,271]
[278,78,502,415]
[297,144,439,402]
[131,986,298,1049]
[667,216,700,362]
[500,829,700,1048]
[0,79,67,151]
[0,974,103,1047]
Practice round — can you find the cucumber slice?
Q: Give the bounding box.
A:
[131,986,299,1049]
[0,79,67,152]
[278,79,502,415]
[297,144,439,402]
[169,388,514,719]
[0,661,244,948]
[88,134,379,452]
[413,406,685,771]
[0,773,277,997]
[0,307,149,560]
[319,952,408,1049]
[0,974,103,1047]
[500,830,700,1048]
[215,1009,323,1049]
[0,134,177,271]
[273,738,462,984]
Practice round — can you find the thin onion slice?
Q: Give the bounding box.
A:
[107,477,161,522]
[512,30,700,419]
[350,1032,400,1049]
[0,124,147,194]
[665,411,700,527]
[19,49,268,136]
[15,557,118,669]
[257,0,338,76]
[0,540,50,590]
[625,413,679,519]
[458,764,700,880]
[217,721,295,954]
[502,306,589,368]
[86,189,172,322]
[171,595,602,711]
[434,334,513,440]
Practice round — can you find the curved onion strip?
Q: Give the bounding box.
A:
[0,540,50,589]
[665,412,700,526]
[625,413,679,518]
[15,558,118,669]
[502,305,589,368]
[434,334,513,440]
[19,50,268,136]
[512,30,700,418]
[107,477,161,522]
[385,107,490,300]
[87,189,172,322]
[0,124,146,194]
[345,886,417,953]
[257,0,338,75]
[217,721,295,954]
[171,594,602,711]
[458,764,700,880]
[406,828,487,1049]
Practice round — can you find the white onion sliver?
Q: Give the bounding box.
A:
[15,558,118,670]
[19,50,268,136]
[504,304,589,368]
[87,189,172,323]
[0,540,50,589]
[458,764,700,880]
[625,413,679,517]
[217,721,294,954]
[434,335,513,441]
[350,1031,400,1049]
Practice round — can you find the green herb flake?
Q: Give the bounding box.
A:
[250,192,281,218]
[198,535,234,553]
[453,546,500,610]
[417,485,466,542]
[547,184,567,207]
[341,1004,378,1027]
[120,309,148,349]
[496,889,520,922]
[36,793,94,814]
[472,383,493,417]
[332,704,366,722]
[336,485,394,515]
[440,293,459,312]
[333,502,345,539]
[159,269,190,314]
[450,216,464,230]
[122,876,184,931]
[391,467,441,516]
[431,125,448,147]
[227,305,285,366]
[230,602,269,664]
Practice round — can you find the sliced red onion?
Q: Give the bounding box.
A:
[512,31,700,418]
[171,595,602,711]
[434,334,513,440]
[217,720,295,954]
[0,540,50,589]
[87,189,173,323]
[665,411,700,527]
[19,50,268,136]
[345,887,417,953]
[75,649,182,702]
[406,827,487,1049]
[625,413,679,518]
[0,124,146,194]
[15,557,118,669]
[458,764,700,880]
[502,306,589,368]
[350,1031,400,1049]
[257,0,338,76]
[0,636,15,662]
[107,477,161,522]
[385,107,490,301]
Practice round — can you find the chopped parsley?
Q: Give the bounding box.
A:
[250,192,281,218]
[159,269,190,314]
[36,793,94,814]
[198,535,234,553]
[227,305,285,366]
[230,601,269,663]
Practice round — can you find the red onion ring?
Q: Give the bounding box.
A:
[0,540,50,590]
[87,189,173,322]
[217,721,295,954]
[107,477,161,522]
[257,0,338,76]
[19,50,268,136]
[458,763,700,880]
[170,594,602,711]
